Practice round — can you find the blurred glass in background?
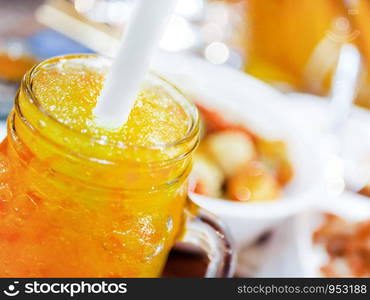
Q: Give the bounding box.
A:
[224,0,370,108]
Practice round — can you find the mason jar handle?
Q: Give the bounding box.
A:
[180,205,235,278]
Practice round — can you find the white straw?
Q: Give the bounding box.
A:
[93,0,178,128]
[320,44,362,196]
[327,44,362,135]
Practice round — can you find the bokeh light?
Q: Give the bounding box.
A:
[204,41,230,64]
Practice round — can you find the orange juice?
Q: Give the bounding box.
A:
[0,55,200,277]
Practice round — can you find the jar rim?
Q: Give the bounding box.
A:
[16,54,200,160]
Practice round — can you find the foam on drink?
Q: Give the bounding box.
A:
[93,0,179,127]
[32,59,190,149]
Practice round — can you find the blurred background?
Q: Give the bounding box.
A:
[1,0,369,120]
[0,0,369,278]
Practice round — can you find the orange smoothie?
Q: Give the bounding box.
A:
[0,55,200,277]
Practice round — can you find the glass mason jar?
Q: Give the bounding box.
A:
[0,55,234,278]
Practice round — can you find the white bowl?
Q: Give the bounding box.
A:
[153,52,321,246]
[187,111,319,246]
